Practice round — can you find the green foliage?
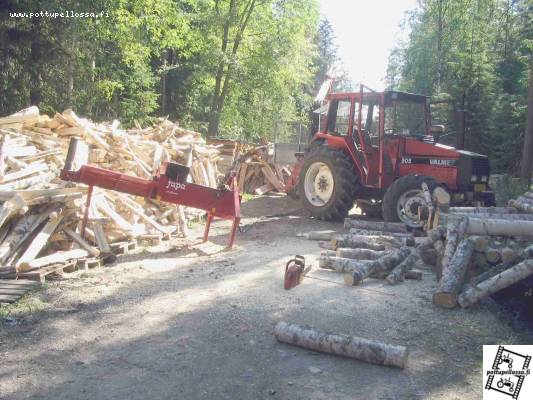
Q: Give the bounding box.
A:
[0,0,323,135]
[387,0,532,173]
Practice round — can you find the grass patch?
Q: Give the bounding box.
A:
[241,193,255,202]
[0,290,49,319]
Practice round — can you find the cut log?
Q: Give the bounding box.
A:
[113,194,175,236]
[297,231,336,241]
[0,134,7,180]
[92,221,112,254]
[433,239,474,308]
[437,213,533,227]
[319,253,373,272]
[433,239,445,280]
[441,216,468,272]
[344,219,407,233]
[336,248,387,260]
[448,207,517,214]
[432,186,451,210]
[405,269,423,280]
[509,198,533,213]
[485,247,501,264]
[344,247,411,286]
[18,249,88,272]
[458,259,533,308]
[176,205,189,237]
[331,234,395,251]
[385,251,419,284]
[273,321,408,368]
[471,236,489,252]
[465,218,533,237]
[349,229,411,238]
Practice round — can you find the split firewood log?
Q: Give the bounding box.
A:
[385,251,419,284]
[17,249,88,272]
[458,259,533,308]
[433,238,475,308]
[344,247,411,286]
[344,219,407,233]
[274,321,408,368]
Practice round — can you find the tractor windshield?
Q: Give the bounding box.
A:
[384,92,428,137]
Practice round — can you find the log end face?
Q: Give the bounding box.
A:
[432,292,458,308]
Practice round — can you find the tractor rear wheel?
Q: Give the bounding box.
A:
[382,174,441,228]
[298,146,358,221]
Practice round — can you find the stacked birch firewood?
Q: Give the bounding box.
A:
[418,192,533,309]
[300,219,423,286]
[0,106,223,278]
[233,145,291,195]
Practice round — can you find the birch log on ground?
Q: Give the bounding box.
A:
[458,259,533,308]
[448,207,517,214]
[441,217,468,273]
[331,235,388,251]
[433,239,445,280]
[405,269,423,280]
[509,198,533,213]
[465,218,533,237]
[274,321,408,368]
[344,219,407,233]
[344,247,411,286]
[297,230,336,241]
[348,229,412,240]
[385,251,419,284]
[320,254,374,273]
[336,248,387,260]
[417,226,445,265]
[433,239,475,308]
[437,213,533,227]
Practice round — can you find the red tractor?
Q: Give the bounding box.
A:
[286,85,495,227]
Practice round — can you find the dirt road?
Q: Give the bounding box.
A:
[0,196,529,399]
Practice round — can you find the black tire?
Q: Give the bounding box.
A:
[298,146,359,220]
[382,174,440,227]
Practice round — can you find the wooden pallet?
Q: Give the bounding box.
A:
[110,240,137,255]
[14,260,77,283]
[77,257,102,271]
[137,234,163,247]
[0,279,41,304]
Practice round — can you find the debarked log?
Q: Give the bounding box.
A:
[274,321,408,368]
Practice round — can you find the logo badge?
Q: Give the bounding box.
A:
[484,345,532,399]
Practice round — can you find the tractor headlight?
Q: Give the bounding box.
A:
[471,175,477,183]
[481,175,488,183]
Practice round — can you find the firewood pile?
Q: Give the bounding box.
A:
[298,220,424,286]
[233,145,291,195]
[0,106,223,281]
[417,192,533,308]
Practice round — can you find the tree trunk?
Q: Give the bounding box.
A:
[331,235,387,251]
[520,60,533,183]
[344,219,407,233]
[458,259,533,308]
[349,229,411,238]
[405,269,423,280]
[344,247,411,286]
[433,239,474,308]
[433,239,445,280]
[509,197,533,213]
[448,207,516,214]
[273,321,408,368]
[297,230,336,241]
[385,252,419,284]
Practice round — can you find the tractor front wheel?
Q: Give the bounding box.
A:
[298,146,358,221]
[382,174,442,228]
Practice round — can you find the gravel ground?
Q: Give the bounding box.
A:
[0,195,530,400]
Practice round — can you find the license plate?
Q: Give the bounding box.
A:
[474,184,486,192]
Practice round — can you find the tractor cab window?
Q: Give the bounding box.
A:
[327,99,352,136]
[357,97,380,147]
[384,100,427,137]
